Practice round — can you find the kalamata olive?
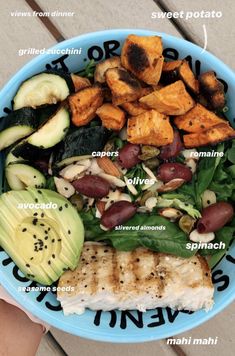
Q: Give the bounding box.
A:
[34,159,49,174]
[72,175,110,198]
[118,143,141,169]
[159,130,184,160]
[157,163,192,183]
[197,202,234,233]
[101,201,137,229]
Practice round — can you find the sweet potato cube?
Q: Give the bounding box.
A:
[174,103,226,133]
[139,80,195,116]
[127,109,174,146]
[183,123,235,148]
[105,68,143,105]
[121,34,163,85]
[68,86,103,126]
[71,74,91,92]
[94,57,121,83]
[96,103,126,131]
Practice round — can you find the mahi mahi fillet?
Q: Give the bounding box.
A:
[57,242,214,315]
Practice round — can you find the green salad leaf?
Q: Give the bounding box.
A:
[156,197,201,219]
[81,212,197,258]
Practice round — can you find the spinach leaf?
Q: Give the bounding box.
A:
[227,140,235,164]
[81,213,196,258]
[195,143,224,208]
[205,226,235,268]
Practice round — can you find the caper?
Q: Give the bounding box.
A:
[139,191,156,206]
[70,194,84,211]
[144,157,160,170]
[103,139,115,152]
[138,145,160,161]
[179,215,196,234]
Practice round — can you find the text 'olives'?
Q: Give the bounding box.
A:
[101,201,137,229]
[72,175,110,198]
[158,163,192,183]
[197,202,234,233]
[118,143,141,169]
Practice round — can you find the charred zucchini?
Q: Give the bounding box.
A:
[13,107,70,160]
[53,126,110,167]
[0,108,37,151]
[14,70,74,110]
[6,163,46,190]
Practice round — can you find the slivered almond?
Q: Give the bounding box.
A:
[96,200,106,215]
[97,157,122,178]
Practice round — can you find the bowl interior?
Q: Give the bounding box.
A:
[0,29,235,342]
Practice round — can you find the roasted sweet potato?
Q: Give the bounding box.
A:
[199,71,225,109]
[122,101,148,116]
[127,109,174,146]
[68,86,103,126]
[174,103,226,133]
[94,57,121,83]
[161,60,199,94]
[121,34,164,85]
[105,68,143,105]
[96,103,126,131]
[140,80,195,116]
[183,123,235,148]
[178,61,199,94]
[71,74,91,92]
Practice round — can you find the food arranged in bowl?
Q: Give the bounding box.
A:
[0,34,234,319]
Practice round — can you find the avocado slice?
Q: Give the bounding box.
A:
[0,188,84,285]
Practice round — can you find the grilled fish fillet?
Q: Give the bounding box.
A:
[57,242,214,315]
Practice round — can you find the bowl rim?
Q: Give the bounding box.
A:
[0,29,235,342]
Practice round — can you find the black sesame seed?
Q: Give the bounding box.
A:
[41,213,44,218]
[65,204,68,208]
[63,268,67,271]
[48,261,51,265]
[102,287,105,290]
[40,223,45,227]
[32,218,38,225]
[120,280,124,284]
[104,249,108,253]
[33,213,38,216]
[58,239,61,242]
[22,228,27,232]
[45,246,47,249]
[34,175,36,178]
[59,206,63,211]
[151,272,154,276]
[64,187,68,191]
[26,264,30,268]
[84,285,87,288]
[91,256,96,259]
[160,276,164,280]
[205,272,209,277]
[52,239,55,243]
[30,257,34,260]
[48,228,51,231]
[207,200,211,204]
[136,258,140,262]
[35,198,38,203]
[86,248,90,251]
[37,190,42,194]
[68,230,71,235]
[45,236,48,240]
[39,248,43,251]
[52,254,55,259]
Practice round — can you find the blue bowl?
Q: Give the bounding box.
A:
[0,29,235,343]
